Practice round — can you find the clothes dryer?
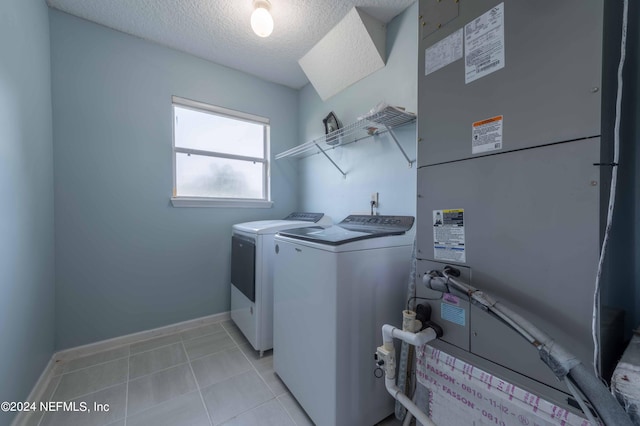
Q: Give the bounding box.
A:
[231,212,331,355]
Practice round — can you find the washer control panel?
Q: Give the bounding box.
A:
[340,215,415,232]
[283,212,326,222]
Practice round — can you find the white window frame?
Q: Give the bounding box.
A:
[170,96,272,208]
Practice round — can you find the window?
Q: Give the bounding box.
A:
[171,96,271,208]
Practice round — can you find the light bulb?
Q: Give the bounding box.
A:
[251,3,273,37]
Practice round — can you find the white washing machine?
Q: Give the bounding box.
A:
[273,215,415,426]
[231,212,332,356]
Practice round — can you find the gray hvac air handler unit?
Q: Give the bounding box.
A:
[416,0,637,412]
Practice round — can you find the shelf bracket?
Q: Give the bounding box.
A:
[383,124,416,168]
[314,143,347,178]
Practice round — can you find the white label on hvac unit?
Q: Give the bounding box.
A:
[464,2,505,84]
[425,28,463,76]
[433,209,465,263]
[472,115,503,154]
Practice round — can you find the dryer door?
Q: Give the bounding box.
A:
[231,235,256,302]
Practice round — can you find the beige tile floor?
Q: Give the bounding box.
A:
[22,320,401,426]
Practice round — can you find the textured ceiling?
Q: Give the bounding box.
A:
[46,0,415,89]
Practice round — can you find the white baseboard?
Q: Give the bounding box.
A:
[12,356,58,426]
[11,311,231,426]
[54,311,230,361]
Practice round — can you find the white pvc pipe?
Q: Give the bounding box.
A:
[381,323,438,425]
[383,324,437,348]
[402,410,414,426]
[386,377,437,426]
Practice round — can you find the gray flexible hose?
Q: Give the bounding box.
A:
[436,269,633,426]
[395,239,417,420]
[568,363,634,426]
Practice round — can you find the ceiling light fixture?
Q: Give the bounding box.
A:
[251,0,274,38]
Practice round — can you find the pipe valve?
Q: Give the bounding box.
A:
[376,345,396,380]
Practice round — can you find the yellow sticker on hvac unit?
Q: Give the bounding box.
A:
[433,209,466,263]
[472,115,503,154]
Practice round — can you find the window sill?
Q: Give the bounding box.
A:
[171,197,274,208]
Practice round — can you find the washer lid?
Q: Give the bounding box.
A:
[278,215,414,246]
[233,220,313,235]
[233,212,331,235]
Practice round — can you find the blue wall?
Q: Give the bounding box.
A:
[297,3,418,220]
[50,10,300,349]
[0,0,55,423]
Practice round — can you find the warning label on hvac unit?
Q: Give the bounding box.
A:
[433,209,465,263]
[465,2,505,84]
[472,115,503,154]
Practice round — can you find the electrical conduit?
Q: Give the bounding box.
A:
[439,270,633,426]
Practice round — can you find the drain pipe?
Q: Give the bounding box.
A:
[402,411,414,426]
[377,321,439,426]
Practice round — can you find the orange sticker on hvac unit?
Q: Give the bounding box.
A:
[472,115,503,154]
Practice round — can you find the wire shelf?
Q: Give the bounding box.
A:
[275,107,416,164]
